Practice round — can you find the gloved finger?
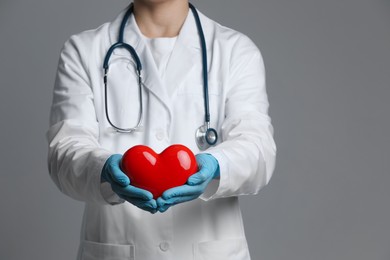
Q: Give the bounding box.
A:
[159,195,198,206]
[131,198,157,210]
[157,195,197,213]
[122,196,158,213]
[157,203,171,213]
[156,197,171,213]
[107,155,130,186]
[120,196,157,209]
[147,208,158,214]
[134,204,158,214]
[133,200,158,214]
[187,168,213,186]
[156,197,165,208]
[111,183,153,200]
[161,184,203,200]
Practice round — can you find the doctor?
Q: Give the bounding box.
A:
[47,0,276,259]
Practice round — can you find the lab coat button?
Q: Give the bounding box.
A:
[159,241,170,252]
[156,131,164,141]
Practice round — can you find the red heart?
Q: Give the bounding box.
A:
[121,144,198,199]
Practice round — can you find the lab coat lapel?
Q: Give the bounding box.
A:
[108,6,172,111]
[164,7,201,96]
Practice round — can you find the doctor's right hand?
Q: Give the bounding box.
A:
[101,154,158,214]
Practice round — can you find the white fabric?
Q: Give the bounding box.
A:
[47,5,276,260]
[143,35,178,95]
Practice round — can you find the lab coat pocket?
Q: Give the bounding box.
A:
[193,238,250,260]
[80,240,135,260]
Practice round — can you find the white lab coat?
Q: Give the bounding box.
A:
[47,4,276,260]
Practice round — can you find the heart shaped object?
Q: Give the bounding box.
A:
[121,144,198,199]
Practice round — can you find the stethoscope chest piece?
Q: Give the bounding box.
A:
[195,124,218,150]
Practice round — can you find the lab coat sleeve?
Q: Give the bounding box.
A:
[200,34,277,201]
[47,35,123,205]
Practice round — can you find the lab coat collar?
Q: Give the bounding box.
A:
[108,6,161,101]
[108,4,203,51]
[107,4,208,110]
[164,5,202,98]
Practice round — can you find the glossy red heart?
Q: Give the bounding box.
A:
[121,144,198,199]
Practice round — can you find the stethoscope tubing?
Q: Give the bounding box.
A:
[189,3,210,124]
[103,2,218,148]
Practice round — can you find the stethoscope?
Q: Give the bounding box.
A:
[103,2,218,150]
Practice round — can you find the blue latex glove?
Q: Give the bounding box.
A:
[156,153,220,213]
[101,154,158,214]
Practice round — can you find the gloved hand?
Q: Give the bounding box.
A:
[156,153,220,213]
[101,154,157,214]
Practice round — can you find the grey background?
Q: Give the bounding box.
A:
[0,0,389,259]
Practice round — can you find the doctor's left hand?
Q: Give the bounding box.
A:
[102,154,158,214]
[156,153,220,213]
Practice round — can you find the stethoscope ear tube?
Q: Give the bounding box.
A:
[103,42,144,133]
[104,66,144,133]
[103,42,142,72]
[102,4,143,133]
